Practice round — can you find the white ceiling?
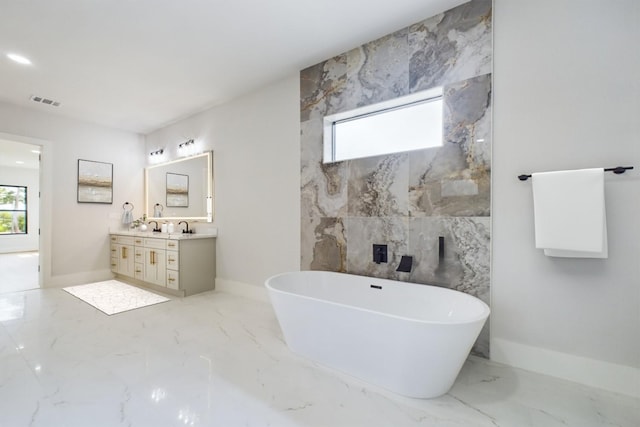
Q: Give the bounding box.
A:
[0,0,467,135]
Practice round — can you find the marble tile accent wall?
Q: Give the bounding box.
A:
[300,0,492,357]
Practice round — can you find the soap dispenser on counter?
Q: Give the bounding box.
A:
[161,222,168,233]
[168,222,175,233]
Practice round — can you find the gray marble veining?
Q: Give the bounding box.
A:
[409,0,492,92]
[348,153,409,217]
[300,118,348,219]
[344,29,410,110]
[300,54,347,122]
[300,0,493,356]
[304,217,347,272]
[409,73,492,217]
[346,216,408,279]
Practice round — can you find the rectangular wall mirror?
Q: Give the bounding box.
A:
[145,151,213,221]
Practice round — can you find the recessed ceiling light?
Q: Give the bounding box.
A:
[31,150,40,154]
[7,53,32,65]
[15,161,25,164]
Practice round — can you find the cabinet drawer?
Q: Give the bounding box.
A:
[134,263,144,280]
[110,235,135,245]
[144,238,166,249]
[134,237,144,246]
[166,270,179,290]
[166,250,179,270]
[110,257,118,271]
[165,240,179,250]
[134,247,144,262]
[110,245,118,257]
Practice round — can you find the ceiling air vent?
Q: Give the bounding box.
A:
[30,95,61,107]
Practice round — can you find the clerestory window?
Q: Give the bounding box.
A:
[323,86,443,163]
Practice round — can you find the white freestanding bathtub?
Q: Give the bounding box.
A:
[265,271,490,398]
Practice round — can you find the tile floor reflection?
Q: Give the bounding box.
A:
[0,251,39,294]
[0,287,637,426]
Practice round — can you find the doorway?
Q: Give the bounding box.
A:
[0,139,41,293]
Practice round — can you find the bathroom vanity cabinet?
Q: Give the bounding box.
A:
[110,232,216,296]
[110,235,135,278]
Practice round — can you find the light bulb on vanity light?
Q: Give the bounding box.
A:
[178,139,194,149]
[178,138,197,157]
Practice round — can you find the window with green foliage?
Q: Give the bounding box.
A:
[0,185,27,235]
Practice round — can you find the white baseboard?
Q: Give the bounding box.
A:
[215,278,269,303]
[0,245,39,254]
[491,338,640,398]
[44,269,114,288]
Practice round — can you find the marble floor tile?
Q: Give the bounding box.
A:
[0,251,39,294]
[0,287,637,427]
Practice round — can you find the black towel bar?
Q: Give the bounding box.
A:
[518,166,634,181]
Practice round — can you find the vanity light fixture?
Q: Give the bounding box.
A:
[178,139,195,149]
[150,148,164,156]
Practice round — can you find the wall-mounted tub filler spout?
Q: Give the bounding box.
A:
[396,255,413,273]
[178,221,193,234]
[149,221,161,232]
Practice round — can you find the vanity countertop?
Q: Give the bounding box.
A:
[110,229,217,240]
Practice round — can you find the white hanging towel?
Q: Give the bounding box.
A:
[121,209,133,225]
[531,168,608,258]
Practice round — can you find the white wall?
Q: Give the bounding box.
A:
[0,102,146,286]
[492,0,640,396]
[0,165,39,253]
[145,75,301,289]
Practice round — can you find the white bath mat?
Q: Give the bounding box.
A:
[63,280,170,315]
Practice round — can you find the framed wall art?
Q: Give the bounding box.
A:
[77,159,113,204]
